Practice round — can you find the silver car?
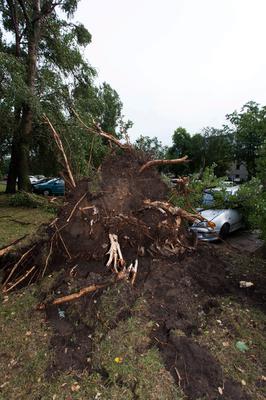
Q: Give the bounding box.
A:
[191,186,243,241]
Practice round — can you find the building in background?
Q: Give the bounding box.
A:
[227,162,248,182]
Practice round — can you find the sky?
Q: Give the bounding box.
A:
[76,0,266,145]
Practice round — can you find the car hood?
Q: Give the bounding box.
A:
[200,209,225,221]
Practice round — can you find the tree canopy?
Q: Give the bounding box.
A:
[226,101,266,177]
[0,0,129,192]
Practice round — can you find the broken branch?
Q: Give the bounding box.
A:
[43,114,76,189]
[71,109,128,150]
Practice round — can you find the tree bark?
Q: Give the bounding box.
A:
[5,1,21,193]
[6,0,41,192]
[6,137,19,193]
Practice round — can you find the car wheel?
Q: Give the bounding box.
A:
[219,223,230,240]
[43,190,50,196]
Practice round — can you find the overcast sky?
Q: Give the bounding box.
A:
[76,0,266,145]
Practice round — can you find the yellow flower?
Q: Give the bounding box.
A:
[114,357,123,363]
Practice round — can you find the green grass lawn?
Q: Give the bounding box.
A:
[0,191,55,248]
[0,182,6,193]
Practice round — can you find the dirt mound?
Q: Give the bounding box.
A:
[52,150,195,264]
[2,151,254,399]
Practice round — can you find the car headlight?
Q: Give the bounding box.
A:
[196,220,208,227]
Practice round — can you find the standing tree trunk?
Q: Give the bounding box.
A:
[6,0,41,193]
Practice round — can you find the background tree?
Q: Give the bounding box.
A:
[200,127,234,176]
[256,140,266,188]
[166,127,192,175]
[226,101,266,177]
[0,0,129,192]
[166,126,233,177]
[134,135,167,159]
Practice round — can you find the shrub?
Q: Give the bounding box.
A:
[8,191,59,212]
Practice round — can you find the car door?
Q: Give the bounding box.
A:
[227,209,242,232]
[52,179,64,195]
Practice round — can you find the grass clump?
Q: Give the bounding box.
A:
[197,298,266,400]
[93,316,183,399]
[0,289,52,399]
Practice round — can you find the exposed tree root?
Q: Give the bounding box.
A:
[2,245,36,290]
[0,234,28,257]
[3,266,36,293]
[143,199,205,224]
[38,254,138,309]
[106,233,125,272]
[139,156,189,173]
[66,191,88,223]
[42,237,55,278]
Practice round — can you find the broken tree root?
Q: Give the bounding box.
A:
[106,233,125,272]
[2,245,36,290]
[139,156,189,173]
[0,234,29,257]
[143,199,205,224]
[3,266,36,293]
[37,266,135,309]
[38,282,108,309]
[67,191,89,223]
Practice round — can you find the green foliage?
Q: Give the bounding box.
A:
[167,127,191,175]
[166,126,234,177]
[234,179,266,239]
[9,191,44,208]
[8,191,59,212]
[200,127,234,176]
[0,0,131,191]
[170,164,226,210]
[226,101,266,177]
[134,135,167,159]
[256,140,266,187]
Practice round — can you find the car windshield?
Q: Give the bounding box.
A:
[202,191,214,206]
[202,186,239,207]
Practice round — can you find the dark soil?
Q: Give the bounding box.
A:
[3,150,265,399]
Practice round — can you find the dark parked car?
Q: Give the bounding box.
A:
[33,178,65,196]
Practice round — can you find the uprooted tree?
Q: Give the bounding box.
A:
[1,114,202,299]
[0,120,257,400]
